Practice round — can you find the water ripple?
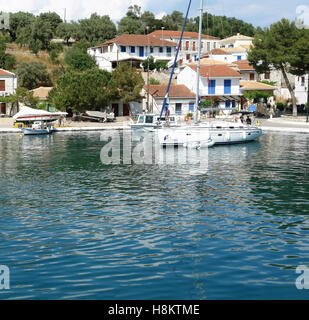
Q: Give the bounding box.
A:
[0,131,309,299]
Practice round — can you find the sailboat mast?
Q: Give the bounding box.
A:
[194,0,203,124]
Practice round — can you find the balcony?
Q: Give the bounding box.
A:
[0,91,11,97]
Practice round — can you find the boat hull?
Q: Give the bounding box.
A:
[157,125,262,146]
[23,128,53,135]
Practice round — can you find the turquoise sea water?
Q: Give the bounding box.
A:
[0,131,308,300]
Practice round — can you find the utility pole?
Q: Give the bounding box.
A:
[194,0,203,124]
[147,26,150,114]
[307,72,309,122]
[63,8,66,23]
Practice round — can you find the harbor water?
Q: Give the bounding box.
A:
[0,131,308,299]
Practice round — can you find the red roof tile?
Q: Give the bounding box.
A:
[188,64,241,78]
[143,84,195,98]
[0,69,15,76]
[232,60,255,70]
[150,30,220,40]
[99,34,177,47]
[203,48,232,56]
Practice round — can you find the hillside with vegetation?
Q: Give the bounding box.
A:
[0,5,260,112]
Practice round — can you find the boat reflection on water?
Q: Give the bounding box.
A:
[128,129,261,176]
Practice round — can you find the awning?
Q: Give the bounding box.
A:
[201,107,238,112]
[201,95,242,102]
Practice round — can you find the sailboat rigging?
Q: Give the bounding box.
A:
[157,0,262,147]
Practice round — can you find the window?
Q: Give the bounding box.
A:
[120,46,126,52]
[189,103,195,112]
[237,56,242,60]
[0,80,5,92]
[207,42,210,52]
[176,103,182,115]
[214,42,216,49]
[301,77,305,86]
[138,116,145,123]
[145,115,154,124]
[224,80,232,94]
[264,72,270,80]
[225,100,231,108]
[193,42,196,51]
[185,41,189,50]
[159,47,163,53]
[232,101,236,108]
[150,47,153,54]
[186,54,190,60]
[167,47,171,53]
[208,80,216,95]
[250,73,255,81]
[130,46,135,53]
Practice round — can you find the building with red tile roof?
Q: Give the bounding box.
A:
[177,64,242,111]
[0,69,17,115]
[88,34,178,72]
[142,84,196,115]
[149,30,221,65]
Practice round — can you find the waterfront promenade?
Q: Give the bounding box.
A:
[1,116,309,134]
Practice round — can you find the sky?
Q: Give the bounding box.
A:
[0,0,309,28]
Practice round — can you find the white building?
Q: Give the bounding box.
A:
[177,64,242,110]
[295,74,308,105]
[88,34,177,72]
[231,60,257,81]
[0,69,18,116]
[259,69,293,101]
[222,47,248,61]
[149,30,220,65]
[142,84,196,115]
[219,33,253,49]
[202,47,248,64]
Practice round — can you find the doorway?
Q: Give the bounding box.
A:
[0,103,6,115]
[123,104,130,116]
[112,103,119,117]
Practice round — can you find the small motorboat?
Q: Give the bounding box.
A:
[23,121,54,135]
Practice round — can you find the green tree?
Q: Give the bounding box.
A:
[8,12,36,41]
[155,60,168,71]
[110,63,144,103]
[16,62,52,90]
[64,45,96,71]
[188,13,256,38]
[162,11,185,31]
[0,36,16,70]
[142,56,156,71]
[78,14,117,46]
[248,19,300,116]
[47,42,63,64]
[1,87,40,113]
[16,24,33,47]
[48,68,113,112]
[29,17,53,52]
[38,12,63,35]
[118,5,143,34]
[290,29,309,120]
[56,22,75,45]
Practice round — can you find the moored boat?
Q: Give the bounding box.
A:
[22,121,54,135]
[130,113,179,130]
[14,106,67,123]
[157,121,262,146]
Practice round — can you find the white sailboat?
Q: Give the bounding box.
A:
[157,0,262,147]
